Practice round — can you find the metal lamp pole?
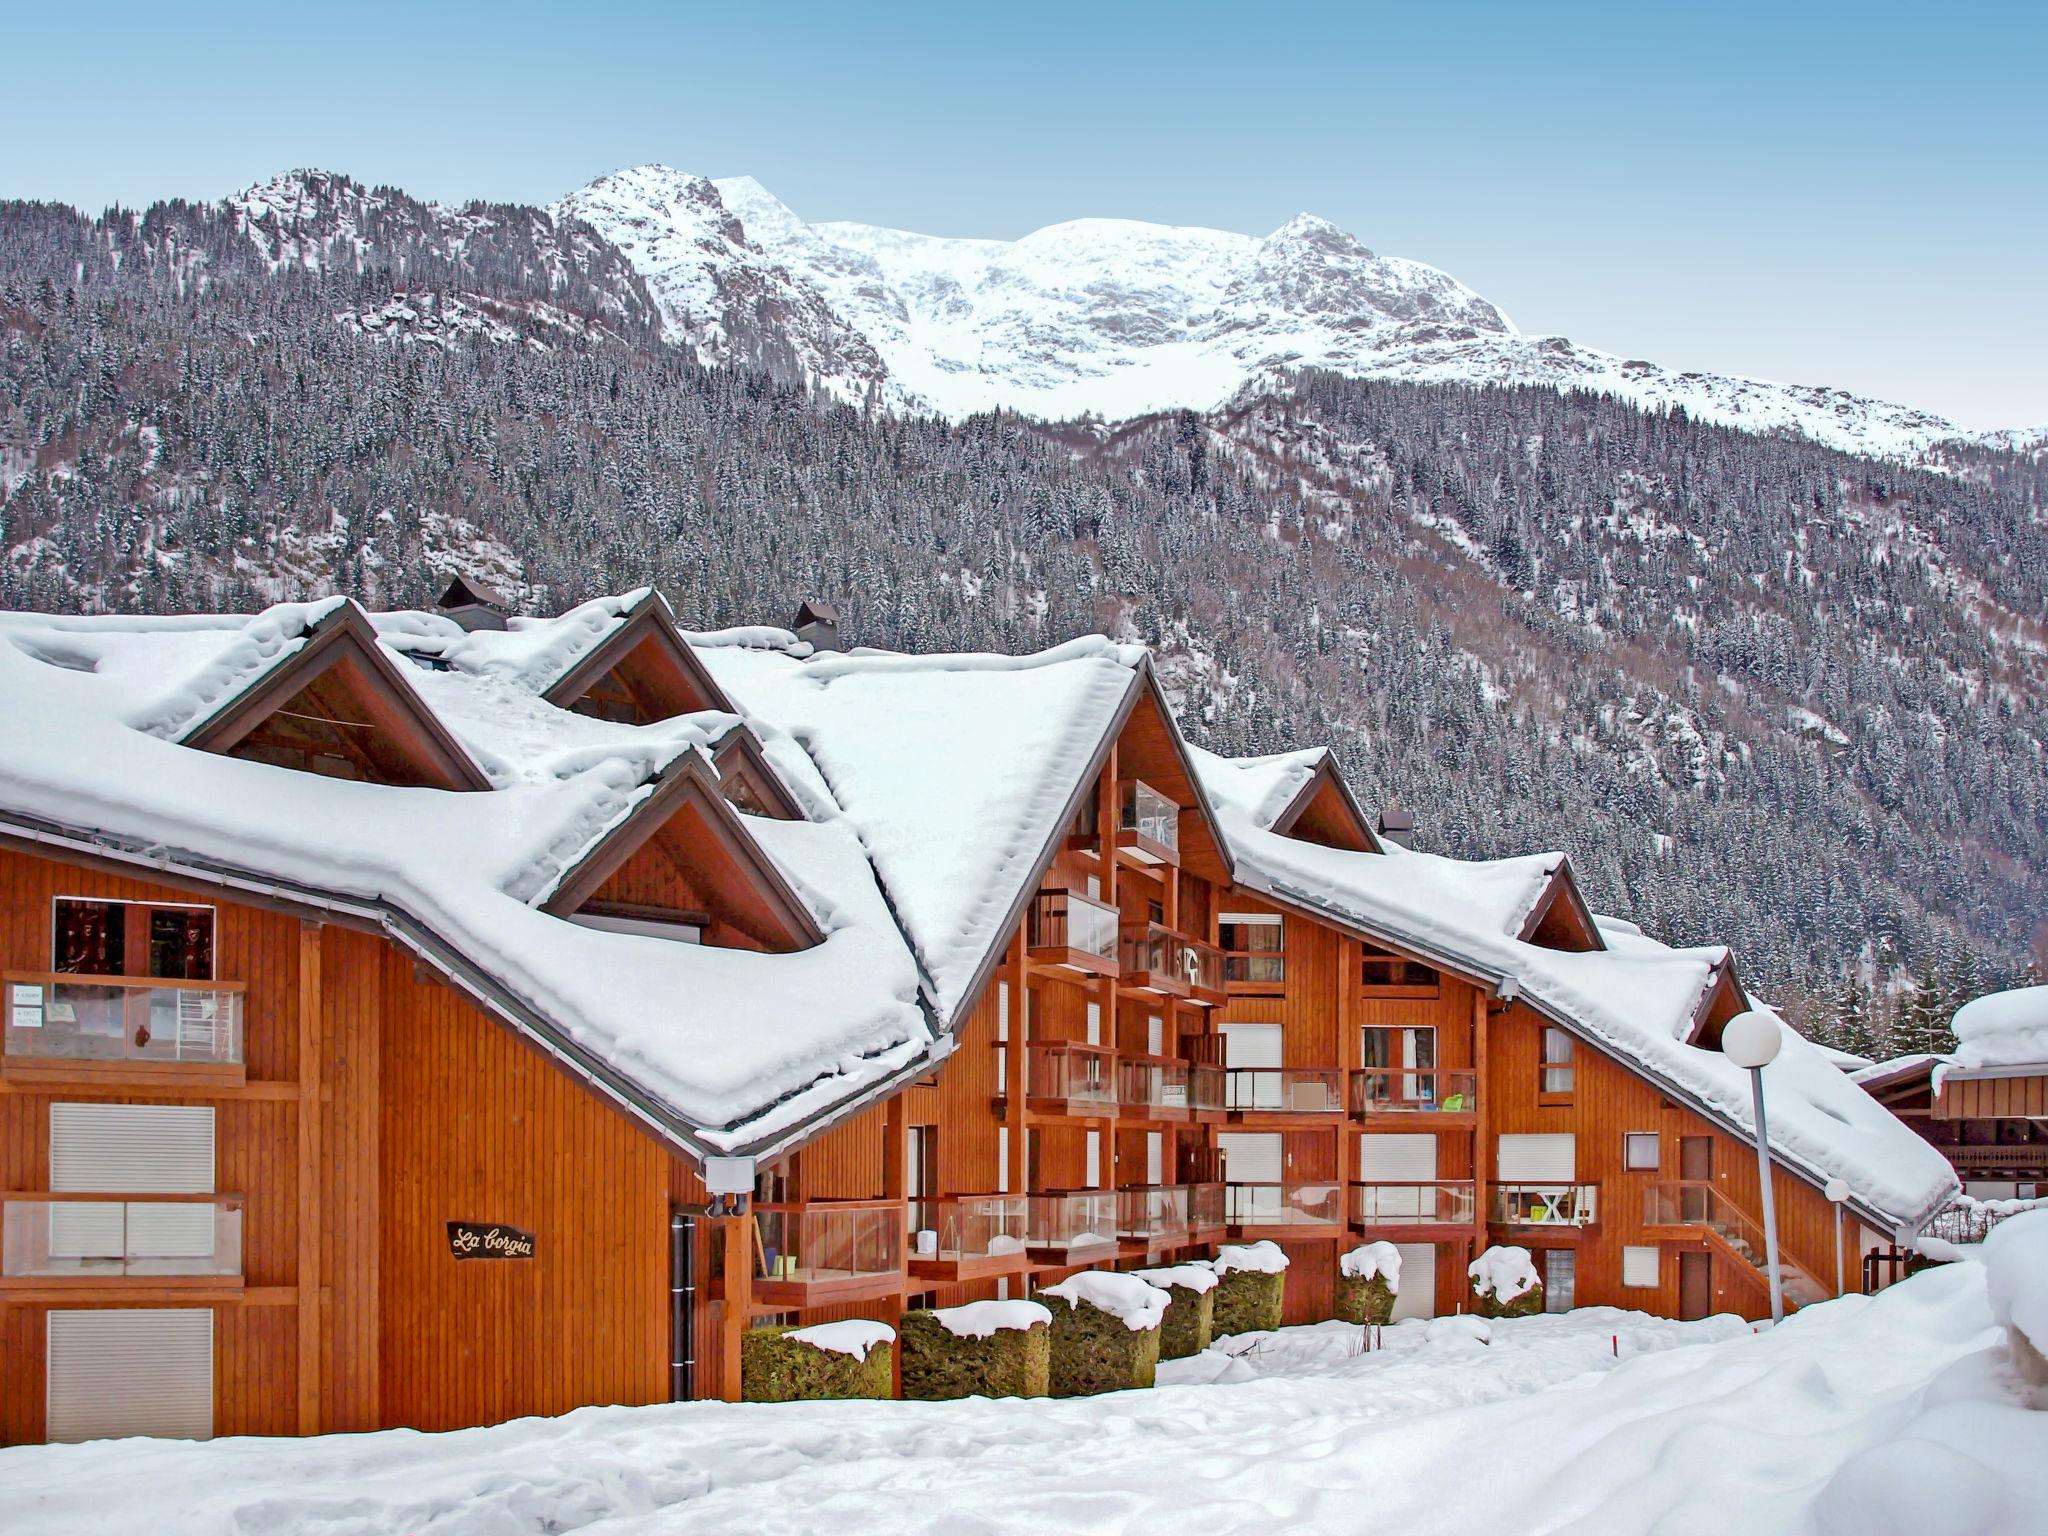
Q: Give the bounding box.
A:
[1722,1011,1785,1324]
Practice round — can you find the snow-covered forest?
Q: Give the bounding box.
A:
[2,190,2043,1052]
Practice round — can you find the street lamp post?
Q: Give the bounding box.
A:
[1825,1177,1850,1297]
[1721,1010,1785,1324]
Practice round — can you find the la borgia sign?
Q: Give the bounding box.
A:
[446,1221,537,1260]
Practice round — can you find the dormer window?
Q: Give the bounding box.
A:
[568,903,704,945]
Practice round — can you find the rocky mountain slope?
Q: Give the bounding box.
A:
[558,164,1986,460]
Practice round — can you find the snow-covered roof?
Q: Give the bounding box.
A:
[0,600,938,1159]
[1190,753,1959,1234]
[1951,986,2048,1073]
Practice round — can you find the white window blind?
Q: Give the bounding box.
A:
[1359,1133,1437,1182]
[996,1128,1009,1193]
[51,1104,215,1193]
[1146,1132,1163,1185]
[1085,1002,1101,1047]
[1217,1132,1283,1183]
[1084,1130,1100,1187]
[1497,1133,1576,1182]
[1391,1243,1437,1322]
[1221,1022,1282,1069]
[1147,1013,1164,1055]
[1622,1246,1661,1288]
[47,1309,213,1443]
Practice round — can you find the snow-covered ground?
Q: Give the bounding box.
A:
[4,1259,2042,1536]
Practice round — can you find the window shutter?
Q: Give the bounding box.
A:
[1220,1022,1282,1069]
[1146,1132,1163,1185]
[1085,1002,1101,1047]
[1622,1246,1661,1288]
[1084,1131,1100,1187]
[1497,1133,1576,1182]
[1217,1132,1283,1182]
[1391,1243,1437,1322]
[50,1104,215,1193]
[46,1309,213,1443]
[1359,1133,1438,1181]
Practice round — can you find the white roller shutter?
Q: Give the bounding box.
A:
[1391,1243,1437,1321]
[1217,1132,1283,1182]
[1497,1133,1576,1182]
[1084,1130,1101,1186]
[47,1309,213,1442]
[996,1128,1009,1193]
[50,1104,215,1193]
[1622,1246,1661,1288]
[1359,1133,1437,1181]
[1220,1022,1282,1068]
[1085,1002,1101,1047]
[1146,1132,1163,1186]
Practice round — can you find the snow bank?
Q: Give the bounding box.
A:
[1423,1314,1492,1347]
[1470,1245,1541,1302]
[930,1300,1052,1339]
[1041,1271,1169,1331]
[1133,1263,1220,1294]
[1212,1240,1290,1275]
[784,1320,895,1360]
[1952,986,2048,1071]
[1341,1241,1403,1287]
[1983,1210,2048,1382]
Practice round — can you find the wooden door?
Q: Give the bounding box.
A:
[1679,1251,1711,1320]
[1681,1136,1713,1181]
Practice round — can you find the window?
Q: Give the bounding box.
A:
[907,1127,936,1201]
[1361,1026,1437,1071]
[52,1103,216,1193]
[1622,1246,1661,1288]
[46,1308,214,1443]
[1541,1027,1575,1094]
[1360,943,1438,990]
[568,910,703,944]
[1220,913,1285,985]
[53,900,214,981]
[1543,1249,1576,1312]
[1624,1132,1661,1171]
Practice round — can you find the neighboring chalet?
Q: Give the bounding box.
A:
[1858,987,2048,1202]
[0,586,1957,1444]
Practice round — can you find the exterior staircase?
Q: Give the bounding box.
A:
[1645,1181,1831,1310]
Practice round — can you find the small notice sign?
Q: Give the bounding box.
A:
[446,1221,536,1260]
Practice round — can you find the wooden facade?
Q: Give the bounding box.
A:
[0,660,1901,1445]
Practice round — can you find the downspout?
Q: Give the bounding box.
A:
[671,1206,696,1402]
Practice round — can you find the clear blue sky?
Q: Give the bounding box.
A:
[7,0,2042,428]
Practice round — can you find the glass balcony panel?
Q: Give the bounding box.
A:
[1026,1191,1119,1258]
[1490,1184,1600,1227]
[1116,1184,1189,1240]
[1187,1181,1225,1230]
[1225,1181,1344,1227]
[1187,1063,1226,1113]
[909,1195,1029,1263]
[1024,1042,1117,1109]
[4,978,244,1068]
[1027,890,1120,965]
[754,1203,904,1286]
[1225,1067,1344,1114]
[1352,1180,1477,1226]
[1350,1068,1478,1116]
[1119,780,1180,853]
[1,1196,243,1277]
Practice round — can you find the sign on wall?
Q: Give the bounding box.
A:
[446,1221,536,1260]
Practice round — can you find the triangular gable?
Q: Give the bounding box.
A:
[1516,861,1606,953]
[710,726,805,821]
[543,593,737,724]
[1111,663,1235,887]
[1270,757,1383,854]
[1682,955,1748,1049]
[182,605,491,791]
[540,754,823,953]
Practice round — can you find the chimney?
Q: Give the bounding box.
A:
[793,599,842,654]
[1377,805,1417,850]
[435,573,513,632]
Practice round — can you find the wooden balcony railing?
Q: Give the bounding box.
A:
[1225,1067,1345,1116]
[1025,1190,1119,1262]
[1644,1180,1829,1307]
[1351,1180,1477,1227]
[1118,779,1180,864]
[2,972,245,1076]
[909,1195,1030,1279]
[1,1193,244,1280]
[753,1199,907,1304]
[1351,1068,1477,1117]
[1491,1183,1600,1228]
[1188,1062,1226,1114]
[1225,1181,1345,1232]
[1026,889,1122,978]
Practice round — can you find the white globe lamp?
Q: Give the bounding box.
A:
[1719,1008,1785,1320]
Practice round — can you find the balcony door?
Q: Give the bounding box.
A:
[1361,1025,1436,1106]
[1391,1243,1437,1321]
[1360,1132,1436,1220]
[1221,1021,1282,1111]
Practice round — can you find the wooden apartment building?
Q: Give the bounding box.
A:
[0,585,1956,1442]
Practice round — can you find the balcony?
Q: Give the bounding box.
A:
[1118,1053,1194,1121]
[1225,1181,1346,1237]
[1008,1040,1117,1117]
[1352,1180,1477,1228]
[1225,1067,1345,1118]
[1026,889,1121,979]
[1,1194,243,1285]
[1025,1190,1120,1265]
[1117,779,1180,865]
[1120,923,1191,998]
[1644,1181,1830,1308]
[1222,950,1286,994]
[753,1200,907,1306]
[1188,1062,1227,1116]
[2,973,245,1086]
[1184,939,1227,1007]
[1187,1180,1226,1241]
[1117,1184,1192,1256]
[1491,1183,1600,1228]
[1351,1068,1478,1118]
[909,1195,1031,1282]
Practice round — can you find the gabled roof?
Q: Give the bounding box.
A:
[1515,860,1606,953]
[710,725,807,821]
[538,750,825,952]
[170,601,492,791]
[541,590,739,722]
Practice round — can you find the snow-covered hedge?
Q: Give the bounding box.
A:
[1211,1242,1290,1336]
[1336,1241,1403,1325]
[1135,1264,1219,1359]
[1984,1210,2048,1402]
[741,1322,895,1402]
[899,1302,1051,1401]
[1469,1245,1544,1320]
[1040,1273,1167,1397]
